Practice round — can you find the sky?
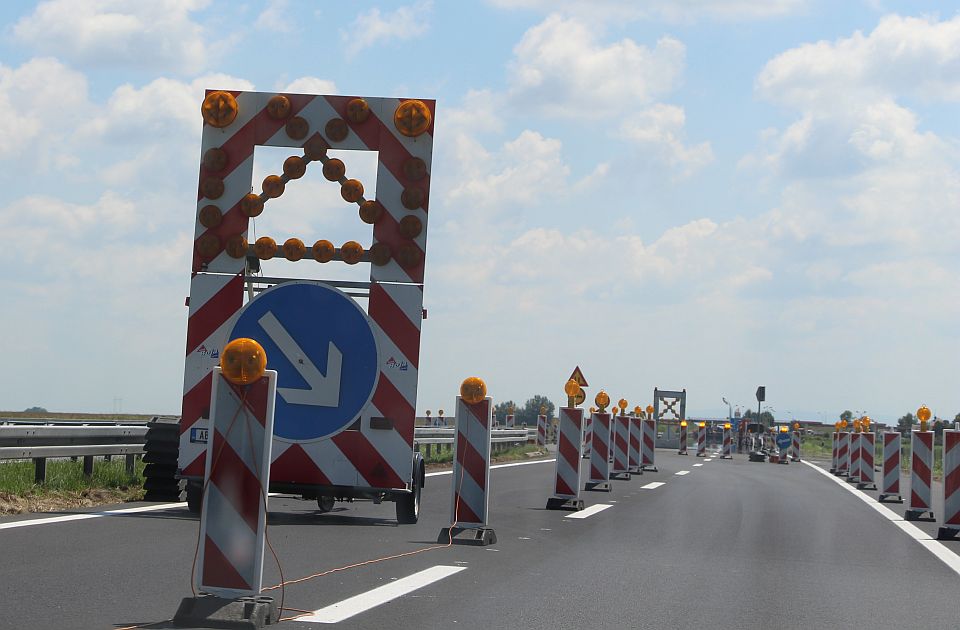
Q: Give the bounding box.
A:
[1,0,959,423]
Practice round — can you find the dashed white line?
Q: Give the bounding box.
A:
[565,504,613,519]
[693,464,704,467]
[675,470,690,476]
[803,460,960,578]
[641,482,665,489]
[298,565,467,623]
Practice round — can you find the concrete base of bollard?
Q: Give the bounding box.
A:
[584,481,611,492]
[641,465,658,472]
[173,594,279,629]
[856,481,877,490]
[628,467,643,475]
[546,497,585,511]
[878,493,903,503]
[437,526,497,546]
[937,526,960,540]
[905,509,936,521]
[610,472,631,481]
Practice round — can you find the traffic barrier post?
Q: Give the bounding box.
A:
[878,431,903,503]
[848,432,861,482]
[546,407,585,510]
[696,424,706,458]
[678,421,688,456]
[791,430,801,462]
[720,427,732,459]
[836,431,850,476]
[938,429,960,539]
[611,413,631,480]
[857,432,877,490]
[585,411,612,491]
[906,430,935,521]
[830,431,838,473]
[583,414,592,459]
[628,415,643,474]
[537,414,547,448]
[641,418,658,472]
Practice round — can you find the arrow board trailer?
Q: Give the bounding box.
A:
[178,90,434,524]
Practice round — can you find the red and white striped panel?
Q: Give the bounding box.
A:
[641,419,656,469]
[537,415,547,447]
[677,424,688,454]
[583,414,593,458]
[910,431,934,512]
[588,412,611,485]
[612,414,630,476]
[831,432,838,472]
[181,91,434,493]
[858,433,876,489]
[791,431,801,461]
[628,416,643,472]
[696,426,706,457]
[721,428,732,459]
[837,432,849,475]
[450,396,492,527]
[849,433,862,482]
[880,432,901,501]
[552,408,584,500]
[506,414,515,428]
[196,369,276,598]
[942,430,960,531]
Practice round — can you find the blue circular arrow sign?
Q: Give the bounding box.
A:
[229,281,379,442]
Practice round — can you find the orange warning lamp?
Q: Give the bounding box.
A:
[201,91,238,128]
[460,377,486,404]
[792,422,800,431]
[634,406,641,417]
[697,421,706,428]
[220,338,267,385]
[680,420,687,428]
[564,379,581,398]
[840,419,848,431]
[618,398,628,413]
[394,100,432,137]
[779,425,789,433]
[917,405,931,432]
[853,418,862,433]
[595,390,610,412]
[646,405,654,416]
[862,416,871,432]
[724,422,731,430]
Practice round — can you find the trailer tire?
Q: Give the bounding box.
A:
[396,455,424,524]
[317,496,335,513]
[186,481,203,514]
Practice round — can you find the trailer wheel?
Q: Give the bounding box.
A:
[186,481,203,514]
[317,496,335,513]
[396,455,423,524]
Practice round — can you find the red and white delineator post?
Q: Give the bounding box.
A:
[582,414,593,459]
[857,432,877,490]
[836,431,850,476]
[830,431,838,473]
[906,430,935,521]
[937,430,960,540]
[179,90,435,523]
[537,414,547,447]
[547,407,585,510]
[677,422,688,455]
[438,396,495,545]
[628,415,644,474]
[791,430,801,461]
[720,427,732,459]
[586,412,612,491]
[195,369,277,598]
[878,431,902,503]
[611,413,631,480]
[696,424,706,457]
[848,432,861,482]
[506,414,515,428]
[641,418,657,472]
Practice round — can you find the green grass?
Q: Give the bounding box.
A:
[799,434,944,479]
[421,443,544,465]
[0,457,145,496]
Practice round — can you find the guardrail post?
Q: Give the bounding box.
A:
[125,454,136,476]
[83,455,94,477]
[34,458,46,484]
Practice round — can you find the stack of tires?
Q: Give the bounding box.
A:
[142,416,183,501]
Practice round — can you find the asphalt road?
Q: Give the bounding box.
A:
[1,449,959,629]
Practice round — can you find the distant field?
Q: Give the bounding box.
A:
[0,411,160,422]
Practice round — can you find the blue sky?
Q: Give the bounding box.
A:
[1,0,959,423]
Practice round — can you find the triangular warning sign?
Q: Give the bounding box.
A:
[568,366,589,388]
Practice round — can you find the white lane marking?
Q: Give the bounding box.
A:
[425,458,555,478]
[802,461,960,577]
[704,459,714,462]
[299,565,467,623]
[675,470,690,476]
[693,464,704,467]
[0,502,187,531]
[641,482,665,489]
[565,504,613,519]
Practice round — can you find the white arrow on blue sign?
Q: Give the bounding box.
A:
[229,281,380,442]
[776,432,792,449]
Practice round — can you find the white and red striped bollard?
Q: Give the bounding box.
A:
[830,431,838,473]
[611,413,631,480]
[938,430,960,539]
[906,430,935,521]
[537,414,547,447]
[583,414,592,459]
[836,431,849,476]
[546,408,585,510]
[438,395,496,545]
[628,416,643,474]
[878,432,902,503]
[696,425,706,457]
[791,430,801,461]
[586,412,612,491]
[506,414,515,428]
[195,368,277,598]
[848,433,861,482]
[857,432,876,490]
[720,428,732,459]
[641,418,658,472]
[678,423,688,455]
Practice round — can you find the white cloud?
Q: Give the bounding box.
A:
[14,0,217,74]
[341,1,432,58]
[620,104,714,176]
[283,77,338,95]
[257,0,295,33]
[488,0,808,22]
[508,15,684,116]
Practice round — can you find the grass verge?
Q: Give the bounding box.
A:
[423,443,547,468]
[0,457,145,515]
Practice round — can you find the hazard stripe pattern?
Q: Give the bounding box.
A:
[859,433,876,488]
[943,430,960,529]
[722,428,732,458]
[910,431,934,511]
[849,433,862,482]
[831,432,838,471]
[678,424,688,454]
[552,408,584,499]
[696,426,706,457]
[181,91,434,493]
[450,397,492,527]
[838,432,849,474]
[537,415,547,448]
[881,432,901,498]
[628,416,643,472]
[612,414,630,475]
[641,419,656,468]
[588,413,611,484]
[791,430,801,461]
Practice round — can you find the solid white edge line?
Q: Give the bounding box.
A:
[675,470,690,476]
[641,482,665,489]
[299,565,467,623]
[0,502,187,531]
[565,503,613,519]
[802,460,960,577]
